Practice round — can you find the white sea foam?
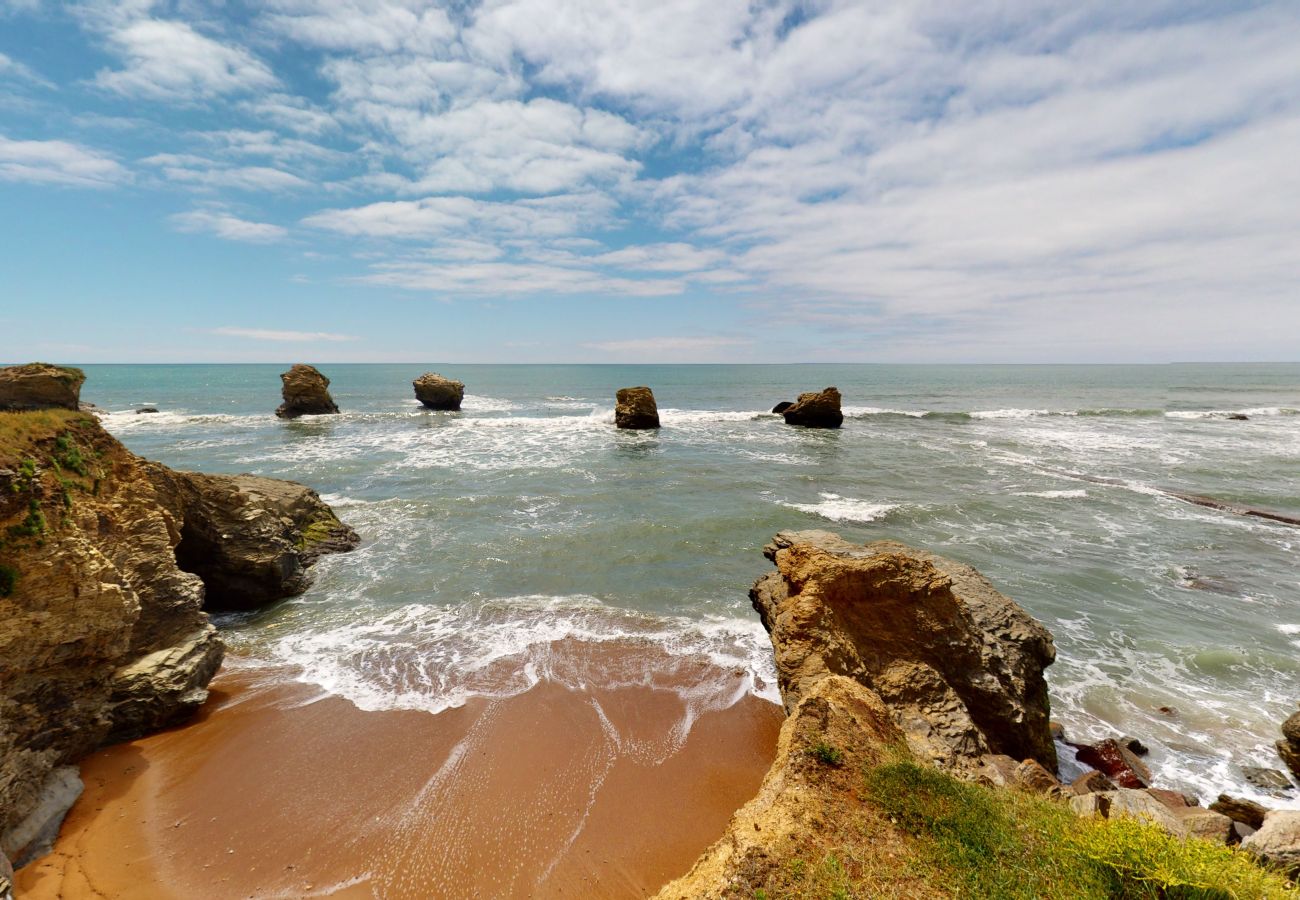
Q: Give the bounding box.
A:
[1165,407,1299,420]
[842,405,927,418]
[784,493,901,523]
[1277,624,1300,636]
[1014,489,1088,499]
[970,408,1055,419]
[267,595,779,719]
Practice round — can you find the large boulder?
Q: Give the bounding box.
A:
[413,372,464,411]
[782,387,843,428]
[153,469,360,611]
[1242,810,1300,875]
[750,530,1057,774]
[0,364,85,412]
[1277,709,1300,780]
[275,364,339,419]
[1071,738,1152,788]
[615,386,660,430]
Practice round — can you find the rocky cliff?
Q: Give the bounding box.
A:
[656,531,1057,898]
[0,405,356,866]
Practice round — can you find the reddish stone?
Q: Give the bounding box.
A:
[1072,739,1152,789]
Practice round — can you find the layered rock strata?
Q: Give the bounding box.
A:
[275,364,339,419]
[0,403,356,866]
[413,372,465,410]
[615,386,660,430]
[0,364,85,412]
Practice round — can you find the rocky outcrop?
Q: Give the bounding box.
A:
[781,387,843,428]
[413,373,465,410]
[1277,709,1300,780]
[1243,811,1300,875]
[0,402,356,866]
[615,386,660,430]
[751,531,1057,774]
[275,364,339,419]
[0,364,85,412]
[770,401,793,415]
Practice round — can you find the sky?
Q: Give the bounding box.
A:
[0,0,1298,364]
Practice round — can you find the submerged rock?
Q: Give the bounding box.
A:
[615,386,660,430]
[275,364,339,419]
[751,530,1057,774]
[136,407,159,414]
[0,363,85,412]
[413,372,464,410]
[781,387,842,428]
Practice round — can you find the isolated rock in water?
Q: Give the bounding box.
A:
[615,386,660,430]
[771,401,793,415]
[413,372,464,411]
[154,468,360,611]
[1276,709,1300,780]
[1243,766,1294,795]
[0,403,357,858]
[781,387,843,428]
[0,363,85,411]
[136,407,159,414]
[1210,794,1268,829]
[751,530,1057,774]
[275,363,339,418]
[1227,413,1249,421]
[1072,739,1152,789]
[1242,810,1300,875]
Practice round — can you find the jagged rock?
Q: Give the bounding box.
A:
[136,407,159,414]
[1277,710,1300,780]
[1227,413,1249,421]
[1072,739,1151,788]
[771,401,793,415]
[615,386,660,430]
[0,363,85,412]
[0,405,355,864]
[0,767,82,867]
[751,530,1056,774]
[1071,770,1115,795]
[156,469,360,611]
[1242,810,1300,875]
[413,372,464,411]
[1121,735,1150,756]
[1014,759,1061,794]
[781,387,843,428]
[275,364,339,419]
[1210,794,1268,829]
[653,676,907,900]
[1243,766,1294,795]
[978,754,1021,788]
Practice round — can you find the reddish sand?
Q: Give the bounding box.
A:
[17,642,783,899]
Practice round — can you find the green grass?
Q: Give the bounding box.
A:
[52,434,88,476]
[864,759,1293,899]
[809,741,846,767]
[7,497,46,541]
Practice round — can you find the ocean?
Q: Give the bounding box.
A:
[83,362,1299,805]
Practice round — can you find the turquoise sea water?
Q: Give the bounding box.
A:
[81,363,1299,804]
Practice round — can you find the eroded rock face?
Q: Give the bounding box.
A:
[615,386,660,430]
[1277,710,1300,780]
[0,406,357,864]
[0,364,85,412]
[781,387,843,428]
[275,364,339,419]
[751,530,1057,773]
[413,372,465,410]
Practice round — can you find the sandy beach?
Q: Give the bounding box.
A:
[17,642,782,899]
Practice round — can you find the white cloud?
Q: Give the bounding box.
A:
[0,134,128,187]
[171,210,288,243]
[212,327,357,342]
[94,17,276,101]
[303,192,616,239]
[240,94,338,136]
[143,153,311,192]
[264,0,457,54]
[0,51,50,86]
[361,259,685,297]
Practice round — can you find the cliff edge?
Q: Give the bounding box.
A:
[0,388,356,868]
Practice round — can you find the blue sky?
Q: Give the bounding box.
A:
[1,0,1297,363]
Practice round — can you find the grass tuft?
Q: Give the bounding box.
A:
[808,741,845,767]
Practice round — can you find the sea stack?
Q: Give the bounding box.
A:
[275,364,339,419]
[782,387,843,428]
[0,363,85,412]
[615,386,660,429]
[413,372,465,410]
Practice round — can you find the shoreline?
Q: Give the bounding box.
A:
[17,646,783,899]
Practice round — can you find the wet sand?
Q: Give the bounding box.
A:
[17,641,783,899]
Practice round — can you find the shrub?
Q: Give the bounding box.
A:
[0,562,16,597]
[809,741,845,767]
